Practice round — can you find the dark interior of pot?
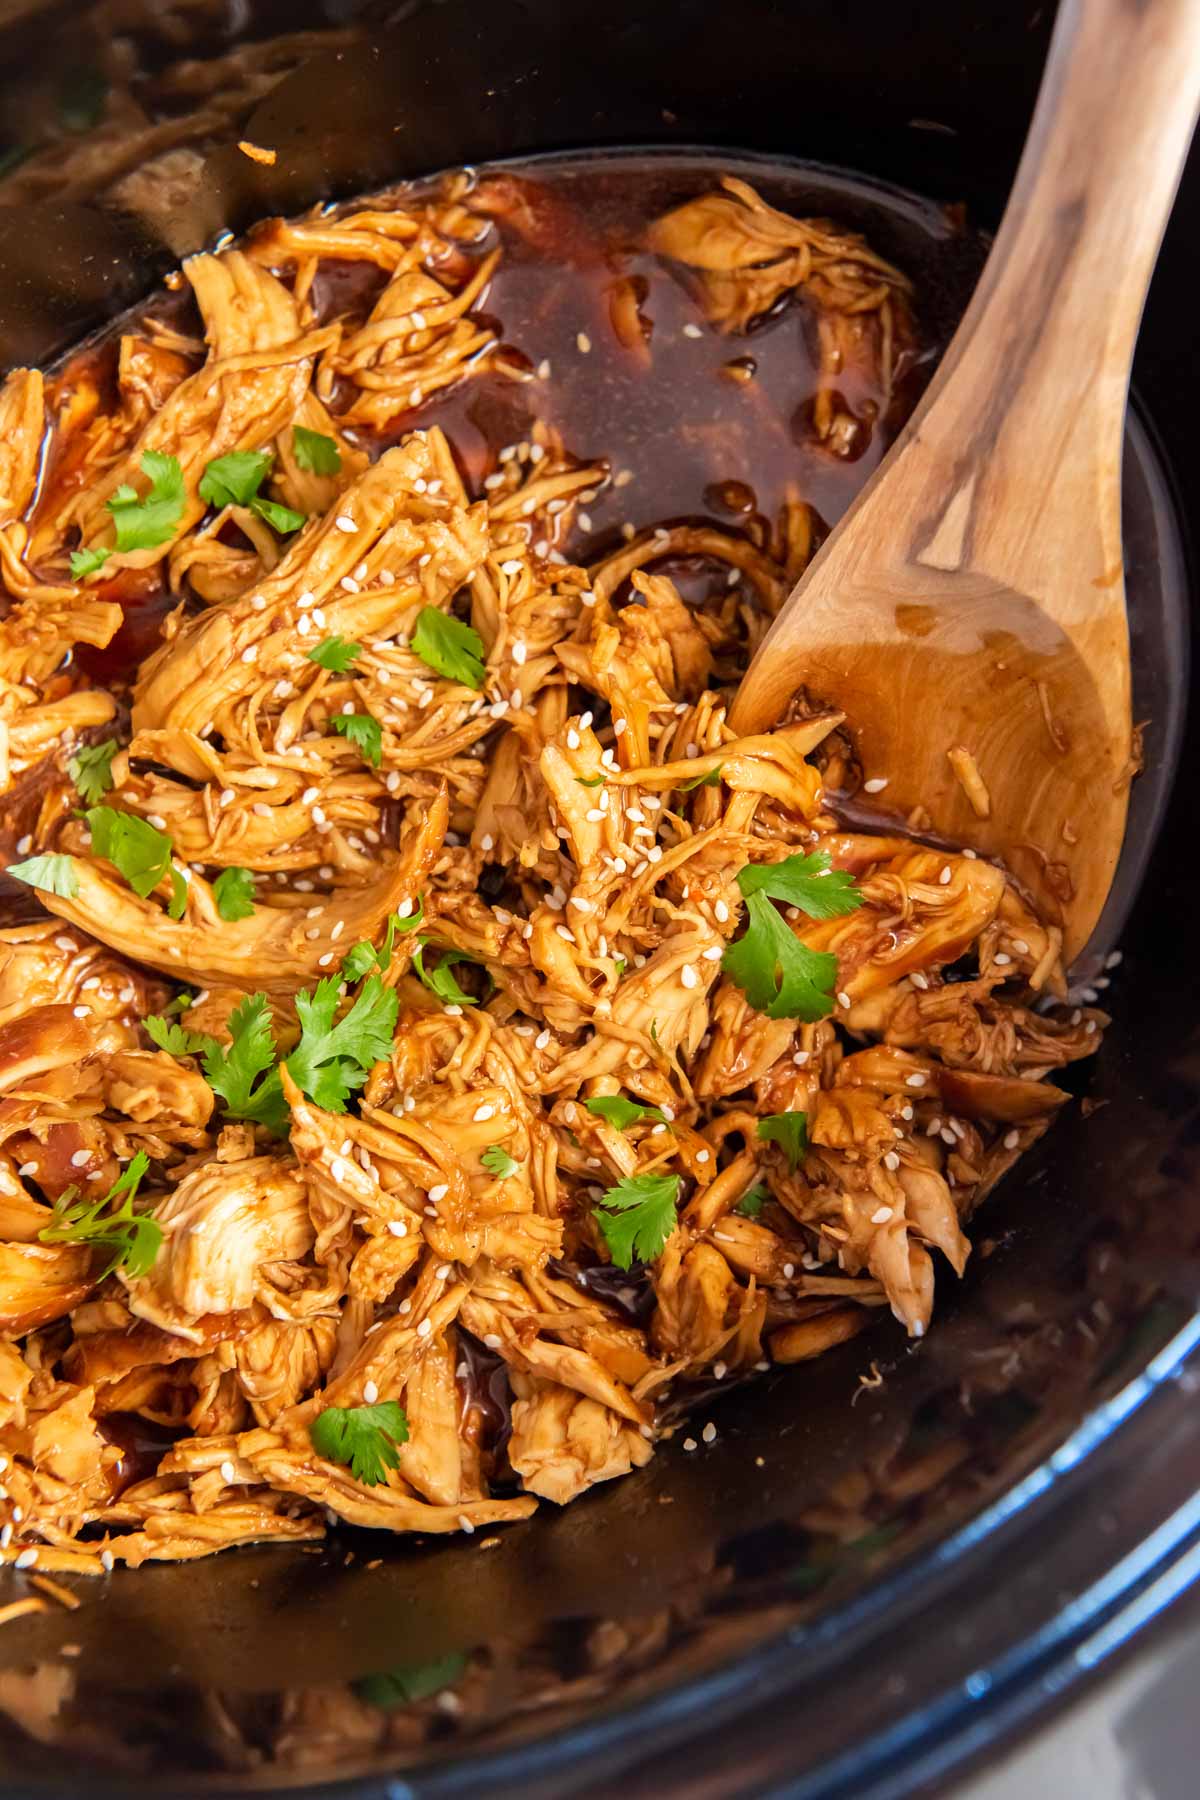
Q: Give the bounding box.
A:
[0,3,1196,1795]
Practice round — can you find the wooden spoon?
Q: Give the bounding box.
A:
[730,0,1200,964]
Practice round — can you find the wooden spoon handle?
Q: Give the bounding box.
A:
[895,0,1200,605]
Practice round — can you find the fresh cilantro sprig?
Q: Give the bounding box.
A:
[481,1144,518,1178]
[198,450,272,510]
[109,450,185,552]
[71,450,186,576]
[310,1400,409,1487]
[757,1111,809,1171]
[594,1171,680,1269]
[145,1014,216,1058]
[7,853,79,898]
[201,993,288,1134]
[342,901,424,982]
[308,635,361,674]
[70,546,111,580]
[69,739,119,804]
[212,866,255,921]
[331,712,383,767]
[293,427,341,475]
[354,1652,466,1709]
[411,607,486,689]
[585,1094,665,1130]
[735,1185,768,1219]
[287,974,398,1112]
[411,939,486,1007]
[38,1150,161,1277]
[253,496,306,534]
[738,852,864,918]
[198,449,306,535]
[722,851,862,1022]
[85,806,171,898]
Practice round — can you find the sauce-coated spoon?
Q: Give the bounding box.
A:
[730,0,1200,963]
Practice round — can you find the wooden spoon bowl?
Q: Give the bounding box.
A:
[731,0,1200,964]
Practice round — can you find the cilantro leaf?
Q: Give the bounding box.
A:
[411,607,486,689]
[411,939,483,1007]
[286,973,398,1113]
[354,1652,466,1709]
[167,867,188,921]
[162,991,195,1015]
[594,1171,679,1269]
[341,901,423,983]
[736,1184,768,1218]
[575,774,605,788]
[340,942,378,984]
[145,1014,216,1058]
[107,450,185,552]
[308,635,361,674]
[86,805,174,900]
[584,1094,665,1129]
[201,993,288,1134]
[198,449,273,510]
[70,546,111,580]
[39,1150,161,1278]
[293,427,341,475]
[212,865,256,921]
[757,1110,809,1171]
[680,763,723,791]
[7,853,78,898]
[331,712,382,767]
[310,1400,409,1487]
[722,890,841,1021]
[481,1144,518,1178]
[613,956,627,978]
[252,496,306,535]
[738,850,863,921]
[69,739,119,805]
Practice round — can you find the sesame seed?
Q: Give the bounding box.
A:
[101,1550,114,1572]
[473,1103,496,1122]
[837,991,851,1009]
[221,1459,237,1484]
[335,514,356,533]
[15,835,31,854]
[241,645,258,664]
[939,866,952,885]
[682,322,703,339]
[714,899,730,924]
[363,1380,379,1404]
[683,1437,698,1453]
[1004,1129,1020,1150]
[72,1005,89,1019]
[906,1073,928,1088]
[317,953,334,967]
[863,776,890,793]
[702,1422,717,1444]
[14,1548,37,1570]
[883,1152,901,1172]
[429,1183,449,1202]
[387,1219,408,1237]
[994,952,1012,966]
[576,331,592,353]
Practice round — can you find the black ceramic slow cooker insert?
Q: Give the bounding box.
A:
[0,2,1196,1795]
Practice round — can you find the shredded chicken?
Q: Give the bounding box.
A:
[0,167,1105,1578]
